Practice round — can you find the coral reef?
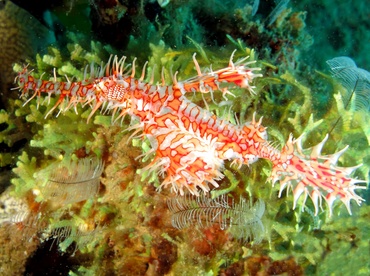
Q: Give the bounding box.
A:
[0,0,369,275]
[0,0,55,105]
[0,0,56,194]
[0,190,40,274]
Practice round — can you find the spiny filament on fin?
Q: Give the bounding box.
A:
[15,52,366,216]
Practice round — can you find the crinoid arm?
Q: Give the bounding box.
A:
[167,194,265,243]
[269,134,367,216]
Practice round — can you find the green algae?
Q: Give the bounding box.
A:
[11,151,38,196]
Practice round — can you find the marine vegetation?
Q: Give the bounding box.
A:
[0,1,369,275]
[1,44,367,274]
[14,51,366,216]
